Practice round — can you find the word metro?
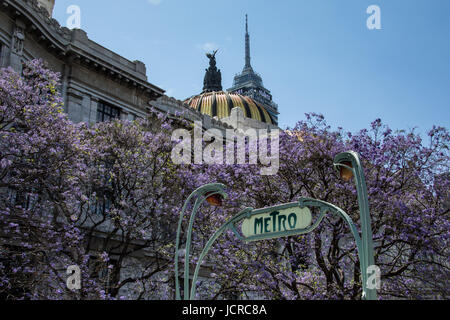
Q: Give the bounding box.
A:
[241,204,312,242]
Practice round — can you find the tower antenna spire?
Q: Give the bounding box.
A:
[244,14,252,70]
[246,14,248,34]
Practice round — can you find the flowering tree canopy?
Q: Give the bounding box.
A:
[0,60,448,300]
[191,115,449,299]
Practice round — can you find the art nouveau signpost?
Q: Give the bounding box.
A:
[175,151,377,300]
[240,204,312,242]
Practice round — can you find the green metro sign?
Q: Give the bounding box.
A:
[175,151,377,301]
[241,203,312,242]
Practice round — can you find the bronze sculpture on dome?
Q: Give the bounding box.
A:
[203,50,222,93]
[206,50,218,66]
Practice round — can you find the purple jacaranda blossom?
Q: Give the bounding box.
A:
[0,60,448,300]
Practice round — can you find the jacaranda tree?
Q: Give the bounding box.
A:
[0,60,102,299]
[70,116,192,299]
[0,60,191,300]
[0,60,448,300]
[188,114,449,300]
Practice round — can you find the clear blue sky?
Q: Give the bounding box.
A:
[53,0,450,136]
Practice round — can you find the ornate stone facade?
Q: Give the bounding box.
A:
[0,0,165,126]
[36,0,54,16]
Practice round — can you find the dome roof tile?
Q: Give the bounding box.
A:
[184,91,273,125]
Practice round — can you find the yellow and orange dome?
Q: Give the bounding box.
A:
[184,91,274,125]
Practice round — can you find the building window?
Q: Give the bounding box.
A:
[97,102,120,123]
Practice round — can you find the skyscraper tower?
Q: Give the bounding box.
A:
[228,14,279,125]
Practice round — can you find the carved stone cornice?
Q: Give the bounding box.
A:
[0,0,164,100]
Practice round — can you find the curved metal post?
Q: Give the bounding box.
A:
[189,207,254,300]
[334,151,377,300]
[299,198,363,274]
[183,196,203,300]
[174,183,227,300]
[189,197,366,300]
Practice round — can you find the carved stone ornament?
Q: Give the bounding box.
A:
[12,26,25,55]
